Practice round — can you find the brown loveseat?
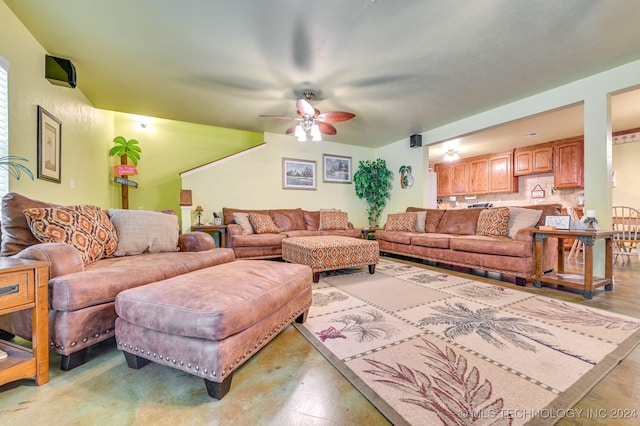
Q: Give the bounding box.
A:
[222,208,362,259]
[0,192,235,371]
[375,204,562,285]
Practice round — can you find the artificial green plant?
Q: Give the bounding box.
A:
[353,158,392,227]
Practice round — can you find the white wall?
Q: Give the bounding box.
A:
[612,141,640,207]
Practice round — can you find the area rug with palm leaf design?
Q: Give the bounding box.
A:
[293,258,640,426]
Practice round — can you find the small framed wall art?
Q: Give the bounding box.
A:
[37,106,62,183]
[282,158,317,190]
[544,215,571,230]
[323,154,352,184]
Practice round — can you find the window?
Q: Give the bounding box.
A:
[0,55,9,197]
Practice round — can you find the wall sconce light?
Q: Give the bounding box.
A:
[179,189,193,206]
[195,205,204,225]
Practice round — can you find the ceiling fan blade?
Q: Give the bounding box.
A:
[296,98,316,117]
[317,111,356,123]
[318,122,337,135]
[285,125,298,135]
[259,114,296,120]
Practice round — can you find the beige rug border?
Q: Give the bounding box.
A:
[294,257,640,426]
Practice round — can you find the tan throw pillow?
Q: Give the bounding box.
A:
[319,211,349,230]
[476,207,510,237]
[507,207,543,238]
[233,212,254,235]
[23,205,118,264]
[415,211,427,233]
[384,212,417,232]
[248,212,280,234]
[108,209,179,256]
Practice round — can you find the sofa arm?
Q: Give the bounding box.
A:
[178,231,215,252]
[225,224,243,246]
[14,242,84,278]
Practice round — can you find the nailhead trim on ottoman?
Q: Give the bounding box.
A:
[282,235,379,282]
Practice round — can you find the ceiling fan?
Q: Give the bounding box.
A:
[260,90,355,141]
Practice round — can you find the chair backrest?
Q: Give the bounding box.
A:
[612,206,640,241]
[566,206,580,221]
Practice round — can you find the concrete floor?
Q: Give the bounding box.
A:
[1,253,639,425]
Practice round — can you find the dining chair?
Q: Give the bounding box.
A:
[566,206,584,262]
[611,205,640,264]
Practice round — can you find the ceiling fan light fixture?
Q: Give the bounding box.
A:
[311,122,322,141]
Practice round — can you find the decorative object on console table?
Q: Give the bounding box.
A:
[583,210,598,230]
[195,206,204,226]
[0,258,51,386]
[544,215,571,230]
[213,212,222,226]
[36,106,62,184]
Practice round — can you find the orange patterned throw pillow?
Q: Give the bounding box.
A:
[319,211,349,230]
[23,205,118,264]
[248,212,280,234]
[384,212,417,232]
[476,207,510,237]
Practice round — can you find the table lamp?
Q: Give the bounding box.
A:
[195,205,204,226]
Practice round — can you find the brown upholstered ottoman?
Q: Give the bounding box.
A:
[281,235,379,283]
[114,259,312,399]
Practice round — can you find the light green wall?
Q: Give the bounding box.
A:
[181,132,377,228]
[612,142,640,206]
[112,113,262,213]
[1,1,114,206]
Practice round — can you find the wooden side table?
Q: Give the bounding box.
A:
[191,224,227,248]
[533,229,615,299]
[0,258,50,386]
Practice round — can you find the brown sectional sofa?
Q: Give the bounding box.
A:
[375,204,562,285]
[0,192,236,370]
[222,207,362,259]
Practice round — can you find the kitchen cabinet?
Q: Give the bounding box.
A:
[514,143,554,175]
[554,137,584,189]
[434,151,516,197]
[468,157,489,193]
[488,151,518,193]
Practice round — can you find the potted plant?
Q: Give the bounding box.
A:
[0,155,34,180]
[354,158,392,227]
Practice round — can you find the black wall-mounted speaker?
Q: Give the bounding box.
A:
[45,55,76,88]
[410,134,422,148]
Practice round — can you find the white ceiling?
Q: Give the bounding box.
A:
[6,0,640,153]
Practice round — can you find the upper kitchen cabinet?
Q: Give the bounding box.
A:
[554,137,584,189]
[514,142,554,175]
[488,151,518,193]
[434,163,452,197]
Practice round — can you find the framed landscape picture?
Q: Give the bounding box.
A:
[282,158,317,190]
[323,154,352,184]
[544,215,571,230]
[37,106,62,183]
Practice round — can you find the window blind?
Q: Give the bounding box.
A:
[0,56,9,196]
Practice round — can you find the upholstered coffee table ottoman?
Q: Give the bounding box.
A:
[282,235,379,283]
[114,259,312,399]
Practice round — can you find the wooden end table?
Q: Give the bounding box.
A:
[533,229,616,299]
[0,258,50,386]
[191,224,227,248]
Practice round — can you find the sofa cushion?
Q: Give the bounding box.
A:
[410,233,451,249]
[269,208,306,232]
[108,209,179,256]
[476,207,510,237]
[302,210,320,230]
[233,212,254,235]
[248,212,280,234]
[319,211,349,230]
[1,192,60,256]
[384,212,417,232]
[436,208,483,235]
[449,235,531,257]
[374,229,413,245]
[406,208,446,233]
[415,211,427,232]
[507,207,543,238]
[230,233,287,248]
[23,205,118,264]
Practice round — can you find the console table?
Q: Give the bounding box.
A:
[191,224,227,248]
[533,229,616,299]
[0,258,50,386]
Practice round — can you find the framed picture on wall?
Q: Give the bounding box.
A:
[323,154,352,183]
[282,158,317,190]
[37,106,62,183]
